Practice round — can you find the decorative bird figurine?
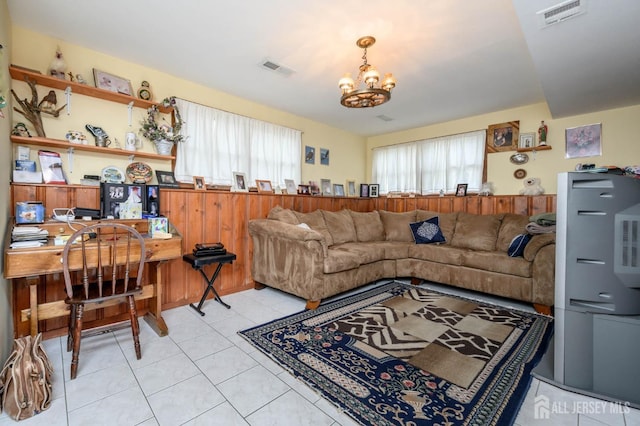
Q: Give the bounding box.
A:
[48,47,67,79]
[38,90,57,112]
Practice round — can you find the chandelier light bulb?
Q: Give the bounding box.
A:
[338,73,355,93]
[382,73,397,91]
[364,67,380,87]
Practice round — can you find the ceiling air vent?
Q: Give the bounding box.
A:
[259,59,295,77]
[537,0,587,28]
[376,114,394,122]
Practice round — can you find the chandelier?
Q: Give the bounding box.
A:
[338,36,397,108]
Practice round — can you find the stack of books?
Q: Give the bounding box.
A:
[10,226,49,249]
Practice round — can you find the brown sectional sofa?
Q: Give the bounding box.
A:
[248,206,555,313]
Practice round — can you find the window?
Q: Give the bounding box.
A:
[173,99,301,187]
[372,130,485,195]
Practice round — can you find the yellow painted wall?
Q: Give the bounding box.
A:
[367,102,640,195]
[9,26,366,187]
[1,0,13,363]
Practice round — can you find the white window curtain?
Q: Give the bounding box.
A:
[372,130,485,195]
[173,99,301,187]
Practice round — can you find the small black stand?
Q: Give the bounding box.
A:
[182,252,236,316]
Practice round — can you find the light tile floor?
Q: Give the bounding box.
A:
[1,280,638,426]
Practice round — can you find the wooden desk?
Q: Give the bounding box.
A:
[4,219,182,337]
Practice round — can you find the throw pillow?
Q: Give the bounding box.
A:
[508,233,532,257]
[409,217,446,244]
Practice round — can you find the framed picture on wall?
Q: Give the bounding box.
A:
[518,132,535,149]
[156,170,179,188]
[93,69,133,96]
[305,146,315,164]
[565,123,602,159]
[487,121,519,153]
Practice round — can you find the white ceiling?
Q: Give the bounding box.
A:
[7,0,640,137]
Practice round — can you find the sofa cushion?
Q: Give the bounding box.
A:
[410,217,446,244]
[461,250,531,278]
[322,210,357,245]
[267,205,299,225]
[408,244,465,265]
[349,210,385,242]
[496,214,530,252]
[379,210,417,242]
[450,213,504,251]
[367,241,410,259]
[330,243,385,265]
[293,210,333,246]
[323,249,360,273]
[508,234,532,257]
[416,211,458,242]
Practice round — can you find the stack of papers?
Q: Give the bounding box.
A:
[11,226,49,248]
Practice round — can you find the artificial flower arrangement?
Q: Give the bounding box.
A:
[140,96,186,144]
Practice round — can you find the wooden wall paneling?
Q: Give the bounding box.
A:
[451,197,466,212]
[161,190,189,308]
[513,196,530,216]
[226,192,249,294]
[464,197,481,215]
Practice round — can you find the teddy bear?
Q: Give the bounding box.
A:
[519,177,545,195]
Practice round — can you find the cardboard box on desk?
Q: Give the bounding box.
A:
[15,202,45,224]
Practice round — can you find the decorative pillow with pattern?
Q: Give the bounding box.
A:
[508,233,532,257]
[409,217,446,244]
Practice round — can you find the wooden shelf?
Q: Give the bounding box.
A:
[10,135,175,161]
[516,145,552,153]
[9,65,171,113]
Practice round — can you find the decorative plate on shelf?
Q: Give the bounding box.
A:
[126,162,153,184]
[101,166,125,183]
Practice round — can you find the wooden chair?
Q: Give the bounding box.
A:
[62,223,146,379]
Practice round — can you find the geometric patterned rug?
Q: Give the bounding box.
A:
[239,281,553,425]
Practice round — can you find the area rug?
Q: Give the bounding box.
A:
[239,281,553,425]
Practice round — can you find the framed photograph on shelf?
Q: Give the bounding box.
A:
[256,179,273,193]
[93,69,134,96]
[518,132,535,149]
[193,176,206,190]
[309,181,320,196]
[346,180,356,197]
[101,182,127,218]
[456,183,468,197]
[333,184,345,197]
[284,179,297,195]
[232,172,248,192]
[320,178,332,196]
[487,121,519,153]
[360,183,369,198]
[369,184,380,198]
[156,170,179,188]
[565,123,602,159]
[297,184,310,195]
[146,185,159,217]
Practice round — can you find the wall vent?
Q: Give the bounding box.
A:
[260,59,295,77]
[537,0,587,28]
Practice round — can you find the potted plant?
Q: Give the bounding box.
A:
[140,96,186,155]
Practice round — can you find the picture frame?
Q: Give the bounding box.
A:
[93,69,134,96]
[284,179,296,195]
[232,171,248,192]
[305,146,315,164]
[487,121,519,153]
[369,184,380,198]
[518,132,535,149]
[456,183,468,197]
[193,176,206,190]
[565,123,602,159]
[101,182,128,218]
[146,185,160,217]
[309,181,320,196]
[360,183,369,198]
[320,178,332,196]
[156,170,179,188]
[333,184,345,197]
[320,148,330,166]
[297,184,310,195]
[256,179,273,193]
[346,180,356,197]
